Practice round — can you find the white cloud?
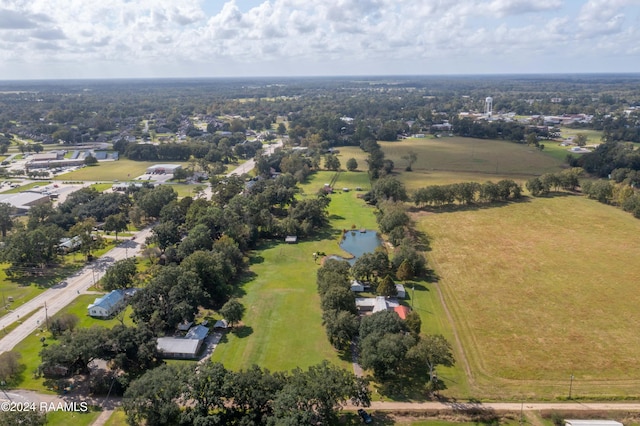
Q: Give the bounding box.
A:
[485,0,564,17]
[0,0,637,78]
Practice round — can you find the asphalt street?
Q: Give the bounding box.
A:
[0,226,154,354]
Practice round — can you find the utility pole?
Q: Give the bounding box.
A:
[44,301,49,330]
[412,285,415,309]
[569,374,574,399]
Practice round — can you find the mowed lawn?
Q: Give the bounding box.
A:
[417,195,640,399]
[210,171,378,372]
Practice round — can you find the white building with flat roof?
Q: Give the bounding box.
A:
[146,164,182,174]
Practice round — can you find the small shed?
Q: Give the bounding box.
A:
[395,284,406,299]
[285,236,297,244]
[214,319,228,329]
[350,280,365,292]
[185,325,209,340]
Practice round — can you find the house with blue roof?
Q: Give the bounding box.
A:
[87,290,125,318]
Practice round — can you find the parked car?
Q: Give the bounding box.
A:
[358,409,372,424]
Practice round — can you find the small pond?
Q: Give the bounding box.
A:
[329,230,382,264]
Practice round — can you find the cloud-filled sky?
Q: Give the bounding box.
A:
[0,0,638,80]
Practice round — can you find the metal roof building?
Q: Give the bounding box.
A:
[0,191,52,214]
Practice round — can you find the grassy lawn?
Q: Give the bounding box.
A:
[102,408,127,425]
[89,182,113,192]
[53,159,187,182]
[168,183,205,198]
[210,172,380,372]
[43,407,102,426]
[208,235,351,371]
[338,137,564,182]
[0,263,82,317]
[416,195,640,399]
[542,142,582,162]
[2,181,53,193]
[11,328,55,392]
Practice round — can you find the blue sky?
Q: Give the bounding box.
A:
[0,0,638,80]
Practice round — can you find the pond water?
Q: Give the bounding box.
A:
[331,230,382,264]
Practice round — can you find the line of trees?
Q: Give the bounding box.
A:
[123,361,370,425]
[525,168,582,197]
[413,180,522,207]
[317,259,359,351]
[581,178,640,219]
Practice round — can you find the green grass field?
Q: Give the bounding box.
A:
[417,195,640,399]
[337,137,564,184]
[43,408,102,426]
[380,137,563,175]
[209,171,378,372]
[2,181,53,193]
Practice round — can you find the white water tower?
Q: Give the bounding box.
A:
[484,97,493,117]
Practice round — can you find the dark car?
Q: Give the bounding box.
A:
[358,408,372,424]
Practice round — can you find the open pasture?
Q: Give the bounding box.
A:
[378,137,564,175]
[417,195,640,399]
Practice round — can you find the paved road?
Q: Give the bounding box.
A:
[202,140,283,200]
[0,227,154,354]
[228,140,282,177]
[344,400,640,411]
[3,389,640,418]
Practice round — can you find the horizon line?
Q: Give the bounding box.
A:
[1,72,640,83]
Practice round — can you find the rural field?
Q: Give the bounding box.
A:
[341,137,640,400]
[416,195,640,399]
[211,170,471,401]
[338,136,565,191]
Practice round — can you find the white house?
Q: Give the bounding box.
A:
[157,325,210,359]
[356,296,400,314]
[395,284,406,299]
[87,290,125,318]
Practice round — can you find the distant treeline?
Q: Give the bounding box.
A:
[571,141,640,178]
[114,135,263,163]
